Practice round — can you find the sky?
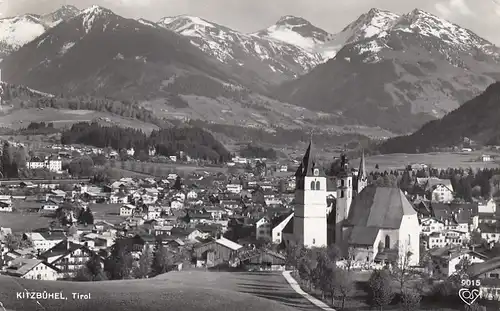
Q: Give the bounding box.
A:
[1,0,500,44]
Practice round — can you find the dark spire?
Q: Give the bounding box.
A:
[295,137,323,178]
[358,149,366,180]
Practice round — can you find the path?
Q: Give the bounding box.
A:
[282,271,336,311]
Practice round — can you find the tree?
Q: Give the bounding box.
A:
[4,233,33,250]
[1,141,15,178]
[368,269,394,311]
[172,176,182,190]
[334,268,355,310]
[75,255,107,281]
[392,246,415,294]
[400,289,421,311]
[152,241,171,275]
[133,244,153,279]
[13,146,27,168]
[104,239,133,280]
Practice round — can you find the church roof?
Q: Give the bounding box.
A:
[348,226,380,246]
[345,186,416,229]
[295,141,324,178]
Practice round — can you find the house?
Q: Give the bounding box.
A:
[0,200,13,212]
[38,240,95,278]
[41,200,59,211]
[420,218,445,236]
[272,213,294,244]
[186,190,198,200]
[479,198,497,214]
[481,154,492,162]
[226,184,242,194]
[468,256,500,300]
[4,258,60,280]
[255,216,272,241]
[24,231,66,253]
[193,237,243,268]
[110,192,129,204]
[430,247,486,277]
[238,249,286,271]
[120,204,136,217]
[478,223,500,243]
[431,184,454,203]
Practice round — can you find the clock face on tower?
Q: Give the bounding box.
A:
[313,168,319,176]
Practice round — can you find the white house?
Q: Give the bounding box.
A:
[431,248,486,277]
[0,200,13,212]
[226,184,242,194]
[420,218,445,236]
[479,198,497,214]
[186,190,198,200]
[431,184,454,203]
[272,213,293,244]
[110,193,128,204]
[5,258,60,280]
[255,217,272,241]
[120,204,136,217]
[24,232,65,252]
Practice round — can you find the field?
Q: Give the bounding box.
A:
[0,108,159,133]
[0,271,313,311]
[350,151,500,171]
[113,161,234,177]
[89,203,125,224]
[0,212,52,232]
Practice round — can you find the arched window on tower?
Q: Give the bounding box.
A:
[315,181,320,190]
[341,179,345,187]
[385,235,390,249]
[408,234,411,246]
[310,181,315,190]
[340,190,344,198]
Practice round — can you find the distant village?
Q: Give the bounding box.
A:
[1,140,500,307]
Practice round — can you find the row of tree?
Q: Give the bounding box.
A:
[61,122,231,163]
[75,239,173,281]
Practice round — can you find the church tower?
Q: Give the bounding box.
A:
[335,152,353,245]
[293,140,328,248]
[357,149,368,195]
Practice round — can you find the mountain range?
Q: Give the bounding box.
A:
[0,5,499,139]
[274,8,500,133]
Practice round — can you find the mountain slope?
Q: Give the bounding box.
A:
[0,5,242,98]
[378,82,500,153]
[155,15,325,84]
[274,8,500,133]
[0,5,80,58]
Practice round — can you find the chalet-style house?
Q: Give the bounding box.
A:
[38,240,95,278]
[5,258,60,280]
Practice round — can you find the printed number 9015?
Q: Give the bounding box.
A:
[461,279,481,287]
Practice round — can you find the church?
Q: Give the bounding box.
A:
[283,141,420,266]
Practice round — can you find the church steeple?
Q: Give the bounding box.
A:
[295,137,323,178]
[357,149,368,194]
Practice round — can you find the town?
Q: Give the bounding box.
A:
[0,136,499,311]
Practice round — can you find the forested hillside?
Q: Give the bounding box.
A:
[61,122,230,162]
[379,82,500,153]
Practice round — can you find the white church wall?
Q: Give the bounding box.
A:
[399,215,420,266]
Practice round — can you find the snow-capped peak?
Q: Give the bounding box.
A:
[255,15,332,55]
[393,8,492,47]
[158,15,217,34]
[275,15,311,26]
[341,7,400,44]
[78,5,114,33]
[0,14,48,53]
